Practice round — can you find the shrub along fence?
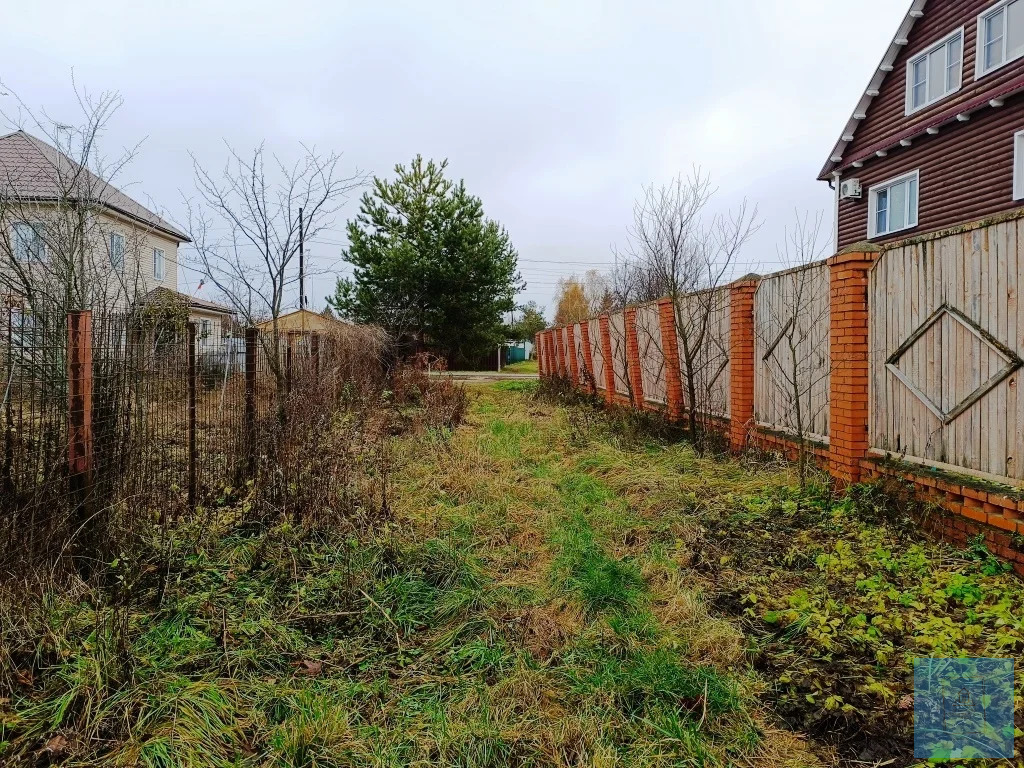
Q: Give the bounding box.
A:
[539,216,1024,574]
[1,307,385,575]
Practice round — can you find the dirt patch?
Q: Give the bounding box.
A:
[510,601,584,663]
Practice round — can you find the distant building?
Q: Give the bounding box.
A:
[256,309,351,335]
[0,129,224,330]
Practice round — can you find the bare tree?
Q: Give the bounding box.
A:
[183,143,364,420]
[614,169,760,446]
[755,211,831,488]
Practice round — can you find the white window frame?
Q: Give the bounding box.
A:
[109,232,125,272]
[11,222,47,262]
[868,170,920,238]
[153,247,165,281]
[976,0,1024,78]
[905,28,964,115]
[1014,130,1024,200]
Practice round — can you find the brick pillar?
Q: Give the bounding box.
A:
[624,307,644,407]
[553,328,564,376]
[598,315,615,404]
[67,310,94,508]
[567,324,580,386]
[828,249,878,486]
[580,321,595,392]
[728,279,759,452]
[658,298,684,421]
[543,330,553,377]
[535,332,543,377]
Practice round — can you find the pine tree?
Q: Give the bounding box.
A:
[328,156,522,366]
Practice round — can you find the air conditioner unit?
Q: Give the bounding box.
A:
[839,178,862,200]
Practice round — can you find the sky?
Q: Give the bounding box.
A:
[0,0,909,321]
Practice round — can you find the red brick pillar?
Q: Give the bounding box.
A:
[67,310,94,493]
[728,279,759,452]
[567,324,580,386]
[599,315,615,404]
[658,298,684,421]
[624,307,644,407]
[828,249,878,486]
[580,321,595,392]
[545,330,556,378]
[535,333,543,377]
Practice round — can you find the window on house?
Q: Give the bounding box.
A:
[907,30,963,113]
[153,248,165,281]
[11,223,46,262]
[1014,130,1024,199]
[868,171,919,238]
[200,319,211,338]
[109,232,125,272]
[978,0,1024,76]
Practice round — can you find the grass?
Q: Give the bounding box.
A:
[501,359,538,374]
[3,382,1023,766]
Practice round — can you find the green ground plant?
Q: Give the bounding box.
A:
[4,382,1022,767]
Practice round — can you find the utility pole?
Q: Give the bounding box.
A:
[298,207,305,310]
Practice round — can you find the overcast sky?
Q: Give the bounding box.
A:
[1,0,908,319]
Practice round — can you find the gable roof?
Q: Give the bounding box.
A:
[0,130,190,242]
[818,0,929,180]
[143,286,234,316]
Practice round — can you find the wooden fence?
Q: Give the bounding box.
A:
[869,222,1024,481]
[537,216,1024,572]
[754,262,831,442]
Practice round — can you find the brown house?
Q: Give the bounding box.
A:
[821,0,1024,250]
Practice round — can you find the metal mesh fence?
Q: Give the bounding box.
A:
[0,307,382,574]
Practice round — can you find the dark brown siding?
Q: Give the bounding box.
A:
[837,92,1024,249]
[844,0,1024,162]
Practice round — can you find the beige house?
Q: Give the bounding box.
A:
[256,309,349,335]
[0,130,231,332]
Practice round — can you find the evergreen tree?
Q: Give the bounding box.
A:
[328,156,522,365]
[509,301,547,341]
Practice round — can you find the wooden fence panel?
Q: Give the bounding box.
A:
[572,323,588,381]
[754,262,831,442]
[869,222,1024,481]
[636,303,667,404]
[675,289,731,417]
[609,311,629,396]
[589,318,606,390]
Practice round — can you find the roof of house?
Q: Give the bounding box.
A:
[255,308,350,330]
[144,286,234,315]
[818,0,929,180]
[0,130,190,242]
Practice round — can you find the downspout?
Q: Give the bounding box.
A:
[830,171,841,253]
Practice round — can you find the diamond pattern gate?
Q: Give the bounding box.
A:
[869,224,1024,481]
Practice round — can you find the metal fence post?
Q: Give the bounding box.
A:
[285,332,295,395]
[311,332,321,379]
[244,328,257,475]
[67,311,94,539]
[187,322,197,511]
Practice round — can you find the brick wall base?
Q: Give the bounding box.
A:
[861,459,1024,576]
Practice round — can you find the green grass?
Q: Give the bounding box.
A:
[501,360,538,374]
[5,383,1022,766]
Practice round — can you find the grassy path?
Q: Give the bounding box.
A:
[6,381,1022,766]
[390,382,827,766]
